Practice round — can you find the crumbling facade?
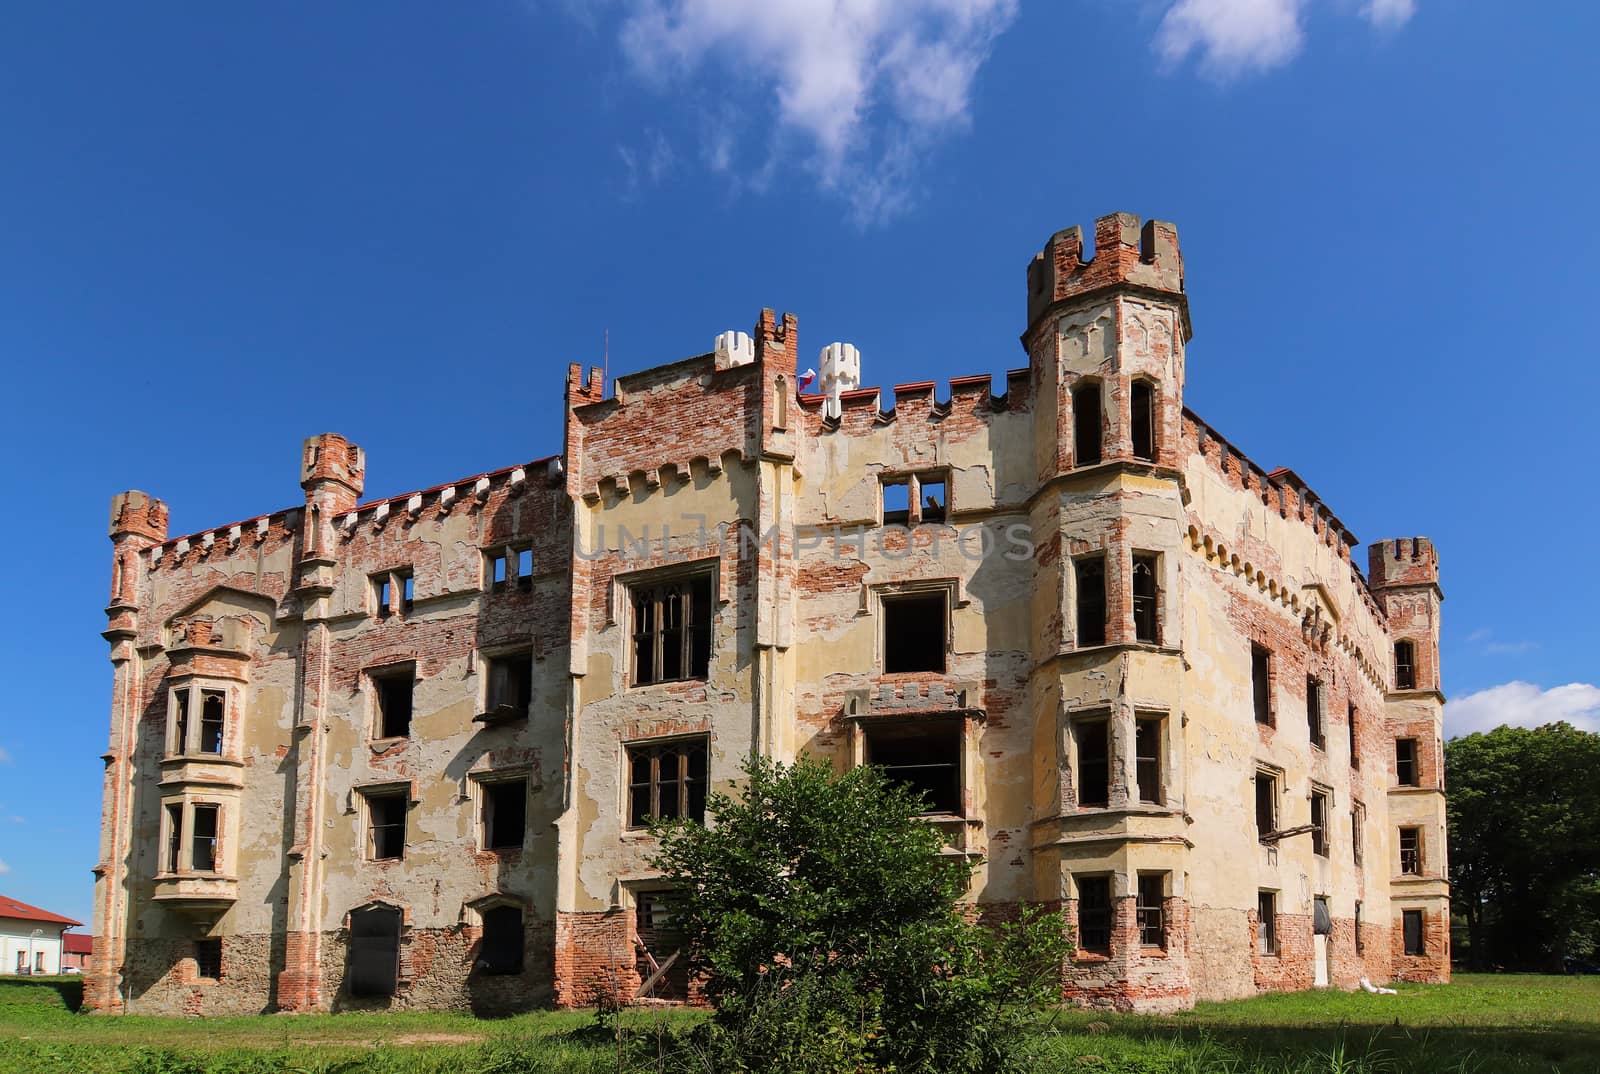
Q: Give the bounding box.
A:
[89,213,1449,1016]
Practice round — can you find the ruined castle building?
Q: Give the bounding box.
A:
[90,213,1448,1016]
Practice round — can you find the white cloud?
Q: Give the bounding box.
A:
[1362,0,1415,29]
[1445,681,1600,738]
[0,859,9,876]
[1154,0,1417,78]
[612,0,1018,222]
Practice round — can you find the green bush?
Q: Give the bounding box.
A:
[649,755,1072,1073]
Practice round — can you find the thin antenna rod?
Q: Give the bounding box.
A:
[603,328,609,392]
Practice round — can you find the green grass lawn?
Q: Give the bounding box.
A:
[2,974,1596,1073]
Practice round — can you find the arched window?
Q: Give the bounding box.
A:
[1072,382,1102,466]
[1131,380,1157,462]
[1394,640,1416,690]
[773,377,788,430]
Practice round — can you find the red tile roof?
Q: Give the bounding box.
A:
[62,933,94,955]
[0,894,83,928]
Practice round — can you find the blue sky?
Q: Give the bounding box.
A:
[0,1,1595,926]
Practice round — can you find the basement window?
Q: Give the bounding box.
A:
[364,790,408,861]
[1137,874,1167,948]
[882,590,947,674]
[1255,770,1278,841]
[1307,675,1325,750]
[371,665,414,740]
[1258,891,1279,955]
[1251,645,1274,726]
[1132,554,1160,644]
[1135,715,1163,805]
[191,804,219,873]
[1403,909,1426,956]
[1399,826,1422,875]
[194,939,222,981]
[627,738,709,828]
[1074,556,1107,647]
[1075,717,1110,808]
[882,478,911,525]
[478,905,524,975]
[484,652,533,721]
[1311,788,1330,857]
[480,778,528,851]
[1394,640,1416,690]
[1131,380,1157,462]
[1076,875,1112,953]
[864,718,962,815]
[630,573,714,687]
[1396,738,1420,787]
[1072,382,1103,466]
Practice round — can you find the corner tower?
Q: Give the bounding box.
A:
[1367,538,1450,983]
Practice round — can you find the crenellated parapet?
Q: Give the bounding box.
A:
[1367,538,1440,592]
[107,490,171,639]
[1025,212,1187,343]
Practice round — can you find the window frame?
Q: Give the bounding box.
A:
[1255,768,1279,842]
[1402,909,1426,956]
[194,938,222,981]
[1251,644,1275,727]
[1257,890,1279,956]
[1075,874,1112,954]
[1131,552,1161,645]
[625,736,710,829]
[861,715,965,817]
[1071,380,1103,467]
[880,588,950,674]
[1130,378,1158,462]
[370,567,414,620]
[484,543,536,594]
[1306,674,1326,750]
[482,649,534,720]
[369,663,416,741]
[1310,786,1331,858]
[361,787,410,862]
[1074,554,1108,648]
[1137,873,1167,949]
[1395,737,1420,787]
[627,568,716,688]
[1134,713,1164,805]
[1398,825,1423,876]
[1074,714,1111,809]
[1394,640,1416,690]
[476,774,529,852]
[166,681,235,758]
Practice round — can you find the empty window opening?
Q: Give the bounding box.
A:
[400,572,414,615]
[1076,718,1111,808]
[164,803,183,873]
[631,573,714,687]
[627,738,709,828]
[485,652,533,719]
[1258,891,1278,955]
[1352,805,1365,866]
[882,591,947,674]
[635,890,690,1000]
[1307,675,1325,749]
[490,552,509,592]
[1132,554,1160,644]
[865,719,962,815]
[517,548,534,590]
[1403,909,1426,956]
[194,939,222,981]
[1396,738,1420,787]
[478,905,523,975]
[1394,640,1416,690]
[372,667,414,739]
[1072,382,1103,466]
[191,804,219,873]
[882,478,911,525]
[1075,556,1107,647]
[348,906,402,998]
[1311,789,1330,857]
[1399,826,1422,875]
[1255,771,1278,841]
[1348,704,1360,769]
[482,779,528,851]
[374,576,392,619]
[1131,380,1157,462]
[1135,716,1163,805]
[171,688,190,754]
[199,690,225,755]
[920,478,947,524]
[1137,874,1167,948]
[366,792,408,861]
[1251,645,1273,726]
[1077,876,1112,952]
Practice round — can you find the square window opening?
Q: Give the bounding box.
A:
[1137,874,1167,948]
[882,479,911,525]
[1076,718,1111,808]
[631,573,714,687]
[372,667,414,739]
[882,591,947,674]
[627,738,709,828]
[864,718,962,815]
[194,939,222,981]
[1075,556,1107,647]
[485,652,533,719]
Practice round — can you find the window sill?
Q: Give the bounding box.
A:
[626,677,709,694]
[1072,950,1112,964]
[160,754,245,767]
[473,705,529,726]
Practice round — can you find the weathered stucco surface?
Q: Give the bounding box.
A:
[89,213,1448,1016]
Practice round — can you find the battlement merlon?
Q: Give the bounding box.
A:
[300,433,366,499]
[1024,212,1189,345]
[1367,537,1442,592]
[109,490,169,543]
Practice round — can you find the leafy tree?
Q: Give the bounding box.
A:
[1447,722,1600,970]
[649,755,1071,1073]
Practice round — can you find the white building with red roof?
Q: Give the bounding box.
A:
[0,894,83,976]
